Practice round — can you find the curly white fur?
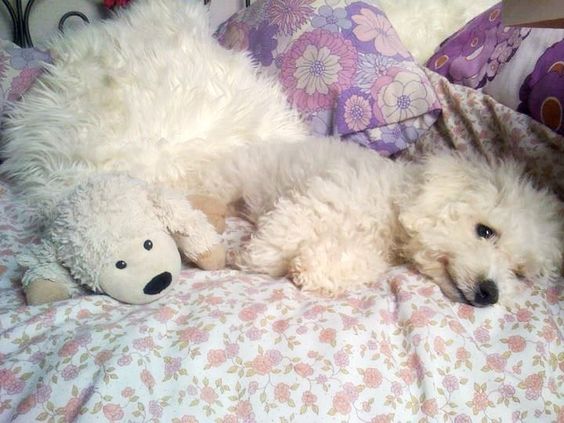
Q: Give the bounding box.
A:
[216,138,563,307]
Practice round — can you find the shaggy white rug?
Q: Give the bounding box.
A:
[378,0,499,63]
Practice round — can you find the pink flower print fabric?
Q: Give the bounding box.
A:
[0,178,562,421]
[216,0,441,156]
[0,40,50,113]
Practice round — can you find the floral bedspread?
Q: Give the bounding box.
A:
[1,67,563,422]
[0,178,562,422]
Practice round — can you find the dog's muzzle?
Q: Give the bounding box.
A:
[473,279,499,306]
[143,272,172,295]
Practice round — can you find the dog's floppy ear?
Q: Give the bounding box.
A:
[399,153,485,234]
[148,186,221,255]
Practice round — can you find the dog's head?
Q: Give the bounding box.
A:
[399,153,563,307]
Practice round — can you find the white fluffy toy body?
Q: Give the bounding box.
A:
[18,175,225,305]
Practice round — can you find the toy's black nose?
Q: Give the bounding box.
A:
[143,272,172,295]
[474,279,499,306]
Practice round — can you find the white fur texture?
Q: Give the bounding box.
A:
[377,0,498,63]
[0,0,307,219]
[218,138,563,307]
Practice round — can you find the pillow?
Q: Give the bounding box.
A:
[426,3,564,136]
[216,0,441,155]
[0,40,51,115]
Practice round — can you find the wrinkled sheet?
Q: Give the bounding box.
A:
[0,178,562,422]
[399,70,564,201]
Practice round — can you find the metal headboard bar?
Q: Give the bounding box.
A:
[0,0,90,47]
[1,0,250,48]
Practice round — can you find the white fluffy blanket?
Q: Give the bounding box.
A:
[379,0,498,63]
[0,0,307,219]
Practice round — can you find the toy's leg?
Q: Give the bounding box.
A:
[187,195,228,234]
[151,189,226,271]
[19,241,79,305]
[24,279,71,305]
[174,220,226,271]
[191,243,226,270]
[237,196,390,293]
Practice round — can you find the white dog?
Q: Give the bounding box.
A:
[213,138,563,307]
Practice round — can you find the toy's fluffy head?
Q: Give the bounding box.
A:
[400,153,563,307]
[51,175,181,304]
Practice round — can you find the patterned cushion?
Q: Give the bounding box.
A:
[0,40,51,115]
[216,0,441,156]
[426,3,564,136]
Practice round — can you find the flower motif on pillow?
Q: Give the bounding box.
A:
[221,21,250,52]
[6,47,50,70]
[216,0,441,156]
[518,40,564,136]
[312,6,351,33]
[376,71,434,122]
[267,0,315,36]
[0,41,51,116]
[249,23,279,66]
[7,67,43,102]
[350,7,409,58]
[336,87,373,132]
[280,29,357,111]
[426,4,530,89]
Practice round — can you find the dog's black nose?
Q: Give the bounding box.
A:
[143,272,172,295]
[474,279,499,306]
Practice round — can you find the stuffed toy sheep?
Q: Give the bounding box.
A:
[18,174,227,305]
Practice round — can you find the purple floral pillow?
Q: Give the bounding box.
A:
[216,0,441,156]
[426,5,530,90]
[426,3,564,136]
[517,41,564,136]
[0,40,51,116]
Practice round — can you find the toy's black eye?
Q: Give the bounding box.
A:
[476,224,496,239]
[144,240,153,251]
[115,260,127,269]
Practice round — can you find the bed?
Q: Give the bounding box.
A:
[0,1,562,422]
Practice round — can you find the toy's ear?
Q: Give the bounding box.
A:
[148,187,221,259]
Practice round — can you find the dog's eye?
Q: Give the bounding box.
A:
[144,240,153,251]
[476,224,496,239]
[115,260,127,269]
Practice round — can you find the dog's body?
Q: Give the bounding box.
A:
[216,138,563,307]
